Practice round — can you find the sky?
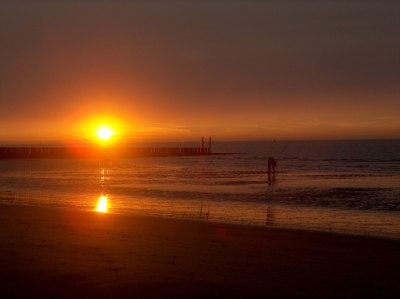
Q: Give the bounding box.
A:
[1,0,399,144]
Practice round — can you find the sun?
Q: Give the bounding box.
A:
[96,126,115,140]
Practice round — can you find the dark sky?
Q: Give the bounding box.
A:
[1,0,399,142]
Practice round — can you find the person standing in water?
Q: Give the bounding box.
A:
[268,157,277,173]
[271,158,277,173]
[268,157,277,182]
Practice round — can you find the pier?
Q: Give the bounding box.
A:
[0,138,232,159]
[0,146,219,159]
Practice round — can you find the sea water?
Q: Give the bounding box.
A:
[0,140,399,239]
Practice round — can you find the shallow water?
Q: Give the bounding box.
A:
[1,140,400,239]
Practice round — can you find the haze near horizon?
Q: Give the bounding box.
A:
[1,0,399,143]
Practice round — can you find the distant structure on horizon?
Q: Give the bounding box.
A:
[0,137,232,159]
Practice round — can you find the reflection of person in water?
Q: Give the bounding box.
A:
[266,206,275,226]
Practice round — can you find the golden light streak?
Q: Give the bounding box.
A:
[96,195,109,213]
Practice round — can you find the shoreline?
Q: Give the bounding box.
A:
[4,201,397,241]
[3,197,400,241]
[1,203,400,298]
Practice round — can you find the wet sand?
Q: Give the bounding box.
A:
[1,204,400,298]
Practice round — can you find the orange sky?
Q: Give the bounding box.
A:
[1,1,399,144]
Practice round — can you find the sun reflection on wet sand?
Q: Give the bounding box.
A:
[96,195,109,213]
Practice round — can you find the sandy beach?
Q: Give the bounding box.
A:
[1,203,399,298]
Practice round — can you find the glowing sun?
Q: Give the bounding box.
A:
[96,127,115,140]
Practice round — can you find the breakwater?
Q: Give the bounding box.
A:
[0,146,231,159]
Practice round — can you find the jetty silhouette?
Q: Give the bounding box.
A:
[0,137,235,159]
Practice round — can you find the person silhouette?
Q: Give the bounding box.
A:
[271,158,277,173]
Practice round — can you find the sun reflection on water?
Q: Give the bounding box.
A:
[96,195,109,213]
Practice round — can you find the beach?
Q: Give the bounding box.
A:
[2,0,400,296]
[1,203,399,298]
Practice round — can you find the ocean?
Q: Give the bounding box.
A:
[1,140,399,239]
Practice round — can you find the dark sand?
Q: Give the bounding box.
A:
[1,204,400,298]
